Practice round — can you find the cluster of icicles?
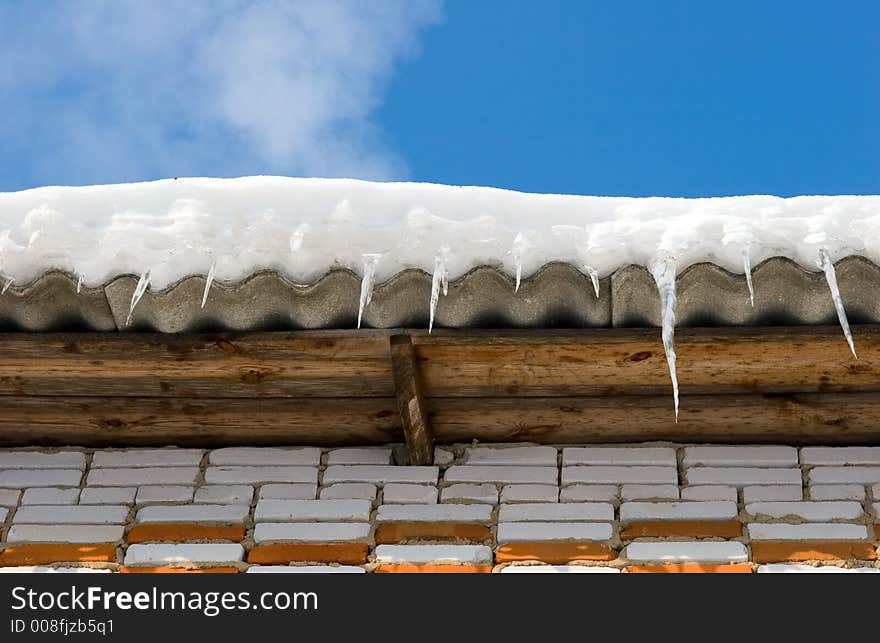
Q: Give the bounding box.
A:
[1,241,851,422]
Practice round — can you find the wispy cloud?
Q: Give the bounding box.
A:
[0,0,442,188]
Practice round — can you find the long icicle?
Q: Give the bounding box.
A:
[358,253,381,329]
[742,249,754,307]
[76,274,83,294]
[127,269,151,326]
[201,260,216,309]
[650,255,680,421]
[429,246,450,333]
[1,277,12,294]
[818,247,857,358]
[511,232,528,293]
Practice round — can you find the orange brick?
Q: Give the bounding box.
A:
[374,522,492,544]
[127,524,246,544]
[375,564,492,573]
[120,566,239,574]
[247,543,368,565]
[626,563,753,574]
[751,541,877,563]
[495,542,615,564]
[0,544,117,566]
[620,520,742,540]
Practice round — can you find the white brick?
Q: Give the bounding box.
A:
[375,544,492,565]
[319,483,376,501]
[499,503,613,522]
[205,466,317,485]
[872,483,880,499]
[21,487,80,505]
[322,465,437,484]
[0,489,20,506]
[376,504,492,523]
[680,486,737,502]
[91,449,203,468]
[808,485,864,501]
[260,484,317,500]
[135,486,194,504]
[757,564,880,574]
[808,467,880,484]
[13,505,129,525]
[440,483,497,504]
[325,447,393,465]
[253,522,370,543]
[255,499,372,522]
[209,447,321,466]
[194,485,253,505]
[620,484,679,500]
[685,467,801,486]
[0,451,85,469]
[383,483,438,504]
[500,485,557,504]
[500,565,620,573]
[444,465,555,484]
[747,523,868,540]
[497,522,612,543]
[563,447,676,467]
[682,445,797,467]
[0,507,6,523]
[559,485,617,502]
[464,446,557,466]
[124,543,243,566]
[7,524,124,543]
[433,447,455,466]
[136,504,249,524]
[0,469,82,488]
[620,501,738,522]
[79,487,136,505]
[0,567,113,574]
[872,502,880,517]
[742,485,803,503]
[246,565,365,574]
[746,501,864,522]
[563,466,676,485]
[87,467,198,487]
[625,541,747,563]
[800,447,880,466]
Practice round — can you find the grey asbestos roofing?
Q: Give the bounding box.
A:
[0,256,878,333]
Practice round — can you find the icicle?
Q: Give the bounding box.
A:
[742,250,754,307]
[201,260,216,309]
[818,248,857,358]
[510,232,529,293]
[649,255,680,421]
[585,266,600,299]
[127,269,151,325]
[429,246,450,333]
[1,277,12,294]
[76,274,83,294]
[358,253,382,329]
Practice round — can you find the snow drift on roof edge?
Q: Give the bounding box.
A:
[1,177,879,290]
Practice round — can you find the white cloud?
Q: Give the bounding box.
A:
[0,0,442,187]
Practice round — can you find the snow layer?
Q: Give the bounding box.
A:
[0,177,878,289]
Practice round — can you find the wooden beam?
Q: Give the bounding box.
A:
[390,334,434,464]
[0,396,402,447]
[428,393,880,444]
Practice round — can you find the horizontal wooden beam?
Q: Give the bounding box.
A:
[0,396,401,447]
[0,326,874,399]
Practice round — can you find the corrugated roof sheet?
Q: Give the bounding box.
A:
[0,256,877,333]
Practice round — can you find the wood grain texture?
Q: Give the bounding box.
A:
[390,335,434,465]
[0,396,402,447]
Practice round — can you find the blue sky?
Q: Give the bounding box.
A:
[0,0,877,196]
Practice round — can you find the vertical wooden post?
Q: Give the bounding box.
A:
[390,334,434,465]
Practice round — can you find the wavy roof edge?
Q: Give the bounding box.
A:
[1,255,878,333]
